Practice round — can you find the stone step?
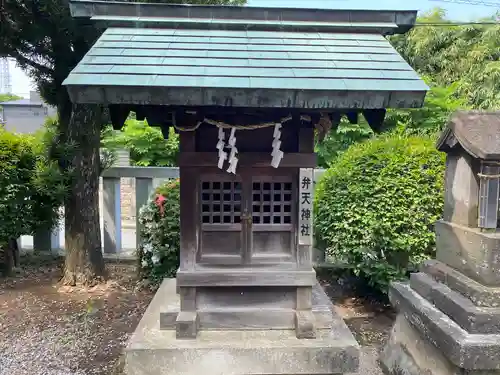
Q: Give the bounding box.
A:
[421,259,500,307]
[410,272,500,334]
[389,281,500,371]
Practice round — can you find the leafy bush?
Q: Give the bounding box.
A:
[101,119,179,167]
[314,81,466,168]
[383,79,469,136]
[137,179,180,283]
[390,9,500,109]
[0,131,37,241]
[315,119,373,168]
[314,134,445,292]
[0,127,68,274]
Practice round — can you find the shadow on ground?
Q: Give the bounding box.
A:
[0,256,395,375]
[317,268,395,347]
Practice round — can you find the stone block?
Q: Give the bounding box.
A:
[381,315,472,375]
[421,259,500,307]
[295,310,316,339]
[410,272,500,334]
[435,220,500,286]
[388,281,500,370]
[442,153,479,228]
[125,278,360,375]
[160,281,334,331]
[176,311,199,339]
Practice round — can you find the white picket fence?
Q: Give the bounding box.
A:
[20,166,326,259]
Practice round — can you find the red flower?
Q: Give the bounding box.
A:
[155,194,166,216]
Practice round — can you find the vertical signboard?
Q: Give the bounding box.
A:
[299,168,313,246]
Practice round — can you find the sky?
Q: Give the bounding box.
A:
[7,0,500,98]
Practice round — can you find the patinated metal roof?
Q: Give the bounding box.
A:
[437,111,500,160]
[63,1,428,109]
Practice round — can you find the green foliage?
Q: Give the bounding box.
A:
[0,131,37,243]
[0,127,68,248]
[391,8,500,109]
[383,78,469,136]
[137,179,180,283]
[315,119,374,168]
[314,135,445,292]
[0,94,22,103]
[314,79,466,168]
[101,119,179,167]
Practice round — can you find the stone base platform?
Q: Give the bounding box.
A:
[160,281,337,331]
[380,280,500,375]
[124,279,360,375]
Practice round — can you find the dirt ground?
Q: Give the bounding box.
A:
[0,256,395,375]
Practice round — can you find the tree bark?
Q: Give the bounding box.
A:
[0,239,19,277]
[60,103,107,286]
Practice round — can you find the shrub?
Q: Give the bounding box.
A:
[0,128,68,274]
[314,134,445,292]
[101,119,179,167]
[137,179,180,283]
[315,119,373,168]
[0,131,37,242]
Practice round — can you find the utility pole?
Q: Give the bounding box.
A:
[0,58,12,94]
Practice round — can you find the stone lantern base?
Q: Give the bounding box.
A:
[124,279,359,375]
[380,259,500,375]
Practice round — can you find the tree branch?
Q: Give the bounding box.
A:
[9,50,54,77]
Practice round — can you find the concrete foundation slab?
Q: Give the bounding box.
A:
[124,279,360,375]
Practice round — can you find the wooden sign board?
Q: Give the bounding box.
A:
[298,168,314,246]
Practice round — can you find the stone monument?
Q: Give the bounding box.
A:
[62,1,428,373]
[381,111,500,375]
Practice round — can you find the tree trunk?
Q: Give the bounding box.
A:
[60,103,107,286]
[1,239,19,277]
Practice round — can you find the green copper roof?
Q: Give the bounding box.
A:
[63,1,427,109]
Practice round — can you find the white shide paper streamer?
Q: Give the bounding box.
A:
[271,123,283,168]
[226,128,239,174]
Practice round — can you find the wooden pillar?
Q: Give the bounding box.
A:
[295,125,316,339]
[177,130,199,339]
[178,131,198,271]
[297,126,315,269]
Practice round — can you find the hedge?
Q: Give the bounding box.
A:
[314,134,445,292]
[0,127,67,274]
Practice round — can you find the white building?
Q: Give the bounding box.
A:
[0,91,57,133]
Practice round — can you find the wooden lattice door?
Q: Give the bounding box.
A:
[199,169,296,266]
[199,173,243,265]
[251,176,296,263]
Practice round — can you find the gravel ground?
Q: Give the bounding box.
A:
[0,258,394,375]
[0,257,153,375]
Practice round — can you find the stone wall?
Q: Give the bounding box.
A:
[98,177,136,227]
[99,149,137,227]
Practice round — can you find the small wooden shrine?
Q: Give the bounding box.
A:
[168,111,322,339]
[64,2,427,374]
